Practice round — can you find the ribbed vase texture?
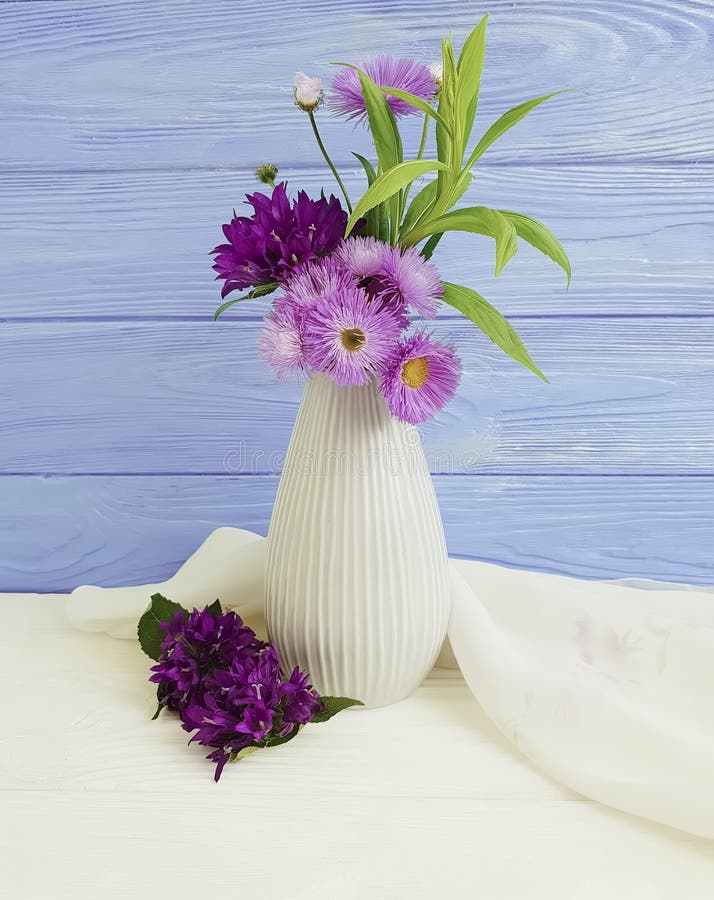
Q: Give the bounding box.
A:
[266,374,450,707]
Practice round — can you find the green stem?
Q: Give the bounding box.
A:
[403,167,462,246]
[307,111,353,214]
[416,113,430,161]
[390,197,399,246]
[397,114,431,242]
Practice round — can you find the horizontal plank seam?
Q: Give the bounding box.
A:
[0,785,589,802]
[2,473,714,479]
[1,160,713,176]
[4,313,714,325]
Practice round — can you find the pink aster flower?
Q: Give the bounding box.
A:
[304,284,402,386]
[283,256,354,310]
[330,56,436,121]
[258,300,308,380]
[380,332,461,424]
[336,238,443,321]
[334,236,391,281]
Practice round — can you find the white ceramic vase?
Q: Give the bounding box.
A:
[265,374,450,707]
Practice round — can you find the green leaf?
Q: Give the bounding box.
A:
[248,282,279,298]
[263,725,302,748]
[312,696,364,723]
[408,206,518,277]
[226,727,302,767]
[446,169,473,212]
[151,702,163,720]
[346,160,446,236]
[352,152,385,240]
[378,86,451,134]
[346,66,402,171]
[450,168,474,208]
[206,598,222,616]
[352,151,377,186]
[346,65,403,244]
[213,282,278,320]
[421,233,443,260]
[214,294,250,321]
[230,746,259,763]
[137,593,187,660]
[405,170,473,244]
[464,91,569,170]
[401,179,438,234]
[435,36,458,192]
[498,210,571,286]
[442,282,548,381]
[456,15,488,152]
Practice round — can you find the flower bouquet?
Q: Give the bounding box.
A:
[208,16,571,708]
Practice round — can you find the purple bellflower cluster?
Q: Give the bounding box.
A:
[148,604,327,781]
[212,183,347,298]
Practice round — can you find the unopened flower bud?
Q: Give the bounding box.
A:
[294,72,324,112]
[429,62,443,94]
[255,163,279,186]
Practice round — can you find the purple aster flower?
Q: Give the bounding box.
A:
[379,244,443,318]
[149,608,264,713]
[258,257,364,380]
[303,282,402,386]
[380,332,461,424]
[336,238,442,321]
[258,300,308,381]
[211,183,347,298]
[331,56,436,121]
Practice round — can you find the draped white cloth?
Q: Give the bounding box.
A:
[66,527,714,840]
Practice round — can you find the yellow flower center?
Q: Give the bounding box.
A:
[401,356,430,389]
[340,328,366,352]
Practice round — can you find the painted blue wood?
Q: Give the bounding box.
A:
[1,164,712,319]
[1,0,712,167]
[0,1,712,591]
[1,475,711,592]
[1,318,713,475]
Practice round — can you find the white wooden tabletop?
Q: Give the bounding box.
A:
[4,594,714,899]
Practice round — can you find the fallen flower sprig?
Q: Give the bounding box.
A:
[138,594,362,780]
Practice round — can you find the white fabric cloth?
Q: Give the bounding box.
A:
[67,527,714,840]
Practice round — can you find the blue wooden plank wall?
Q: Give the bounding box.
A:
[1,0,712,591]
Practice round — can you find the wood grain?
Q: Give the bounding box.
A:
[1,164,711,318]
[0,600,573,799]
[5,595,714,900]
[0,1,712,593]
[1,474,711,591]
[5,788,714,899]
[1,317,713,475]
[1,0,712,168]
